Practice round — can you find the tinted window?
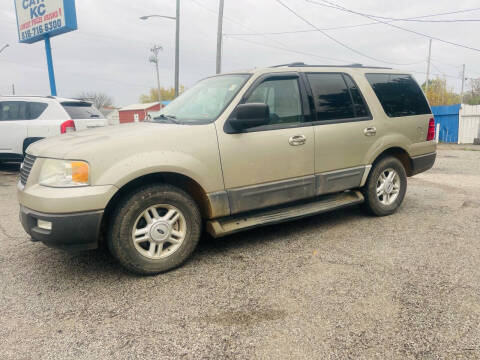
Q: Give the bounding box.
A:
[0,101,28,120]
[344,74,369,117]
[366,74,431,117]
[245,78,303,125]
[307,73,355,121]
[29,102,48,119]
[61,102,104,119]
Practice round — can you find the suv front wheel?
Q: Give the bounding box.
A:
[108,184,201,275]
[362,156,407,216]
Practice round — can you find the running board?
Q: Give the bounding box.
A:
[206,191,364,238]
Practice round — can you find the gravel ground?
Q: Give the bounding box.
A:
[1,146,480,359]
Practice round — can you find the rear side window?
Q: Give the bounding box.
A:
[0,101,47,120]
[306,73,369,121]
[61,102,104,119]
[366,74,431,117]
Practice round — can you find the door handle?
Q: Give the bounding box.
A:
[363,126,377,136]
[289,135,306,146]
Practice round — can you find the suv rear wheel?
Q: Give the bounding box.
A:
[362,156,407,216]
[108,184,201,275]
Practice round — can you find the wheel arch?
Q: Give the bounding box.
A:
[370,146,413,177]
[100,172,213,242]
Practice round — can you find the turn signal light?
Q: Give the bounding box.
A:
[71,161,89,183]
[60,120,76,134]
[427,117,435,141]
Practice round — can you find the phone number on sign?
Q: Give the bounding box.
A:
[20,19,62,40]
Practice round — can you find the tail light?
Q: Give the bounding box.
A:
[427,117,435,141]
[60,120,76,134]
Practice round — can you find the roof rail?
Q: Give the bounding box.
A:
[270,62,391,70]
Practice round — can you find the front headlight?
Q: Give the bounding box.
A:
[39,159,90,187]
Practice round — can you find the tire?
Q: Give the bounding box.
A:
[361,156,407,216]
[107,184,202,275]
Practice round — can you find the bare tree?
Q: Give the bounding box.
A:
[76,92,114,110]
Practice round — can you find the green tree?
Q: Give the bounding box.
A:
[139,86,185,103]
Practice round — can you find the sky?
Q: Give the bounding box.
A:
[1,0,480,106]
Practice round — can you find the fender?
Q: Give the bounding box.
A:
[94,150,224,195]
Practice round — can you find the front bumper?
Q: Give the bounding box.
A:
[20,205,103,251]
[411,152,436,176]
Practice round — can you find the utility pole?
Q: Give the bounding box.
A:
[175,0,180,97]
[425,39,432,93]
[216,0,225,74]
[460,64,466,104]
[12,84,15,95]
[149,45,163,103]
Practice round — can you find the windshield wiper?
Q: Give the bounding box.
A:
[153,114,179,124]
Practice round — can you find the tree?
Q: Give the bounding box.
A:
[462,78,480,105]
[139,86,185,103]
[421,78,460,106]
[76,92,114,110]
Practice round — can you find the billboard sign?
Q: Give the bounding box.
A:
[14,0,77,44]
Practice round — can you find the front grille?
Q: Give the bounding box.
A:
[20,154,36,185]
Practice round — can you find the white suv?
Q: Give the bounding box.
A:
[0,96,108,162]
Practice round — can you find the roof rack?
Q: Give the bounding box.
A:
[270,62,391,69]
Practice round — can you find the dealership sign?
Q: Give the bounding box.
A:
[14,0,77,44]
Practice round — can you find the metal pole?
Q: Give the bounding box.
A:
[460,64,466,104]
[216,0,224,74]
[425,39,432,93]
[150,45,163,103]
[44,35,57,96]
[0,44,9,54]
[174,0,180,97]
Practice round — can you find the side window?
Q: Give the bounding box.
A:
[366,74,431,117]
[245,78,303,125]
[306,73,355,121]
[344,75,369,117]
[28,102,48,119]
[0,101,28,121]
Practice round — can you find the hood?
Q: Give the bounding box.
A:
[27,122,180,159]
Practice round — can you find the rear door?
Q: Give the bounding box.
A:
[305,72,376,195]
[60,102,108,131]
[0,101,29,155]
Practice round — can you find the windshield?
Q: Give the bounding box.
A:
[150,74,250,124]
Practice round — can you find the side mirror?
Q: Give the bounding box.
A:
[229,103,269,131]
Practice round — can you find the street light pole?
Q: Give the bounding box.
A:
[175,0,180,97]
[216,0,224,74]
[0,44,9,54]
[140,1,180,98]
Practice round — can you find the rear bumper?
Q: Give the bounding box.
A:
[411,152,436,176]
[20,206,103,251]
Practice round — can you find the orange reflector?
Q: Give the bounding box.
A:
[71,162,89,183]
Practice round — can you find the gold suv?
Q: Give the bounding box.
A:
[18,63,436,274]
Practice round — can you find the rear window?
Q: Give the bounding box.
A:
[366,74,431,117]
[61,102,104,119]
[0,101,47,121]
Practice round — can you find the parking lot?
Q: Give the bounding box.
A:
[0,145,479,359]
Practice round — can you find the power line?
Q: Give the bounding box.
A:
[225,36,352,63]
[307,0,480,53]
[274,0,422,66]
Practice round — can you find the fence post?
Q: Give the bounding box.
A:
[436,123,440,143]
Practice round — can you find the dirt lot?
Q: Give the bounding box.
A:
[1,145,480,359]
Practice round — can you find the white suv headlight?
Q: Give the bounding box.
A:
[39,159,90,187]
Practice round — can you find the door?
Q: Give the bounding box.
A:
[216,73,315,214]
[0,101,28,155]
[305,72,376,194]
